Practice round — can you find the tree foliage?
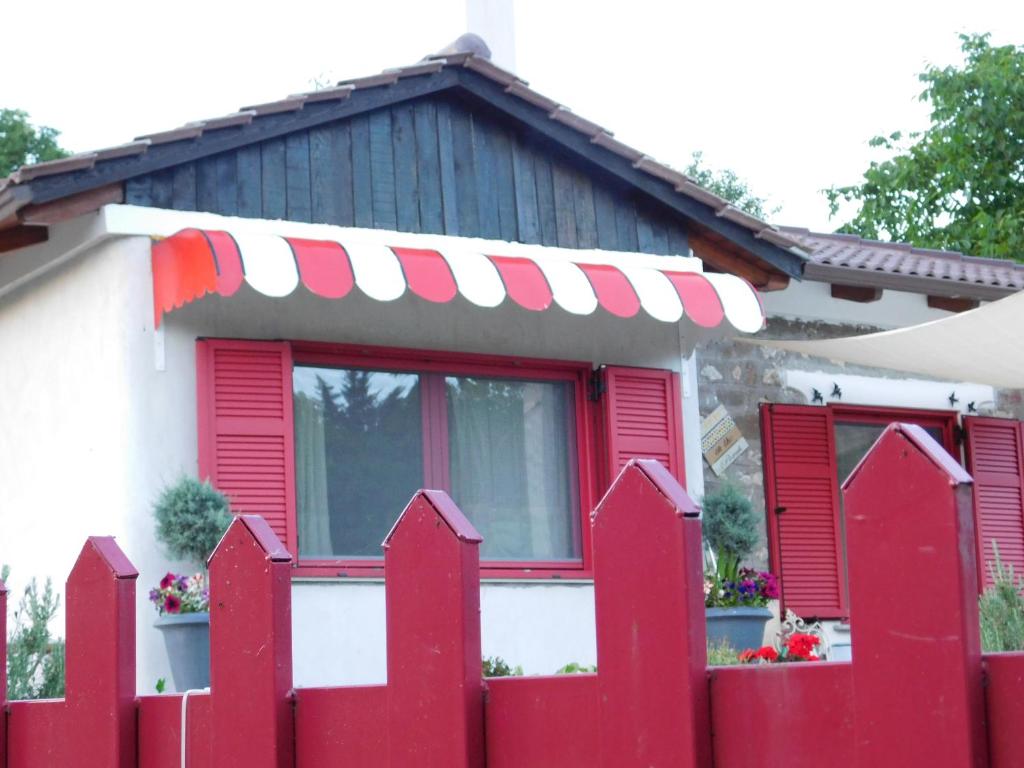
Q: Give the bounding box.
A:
[2,565,66,700]
[153,477,233,567]
[828,34,1024,262]
[684,151,777,220]
[979,544,1024,652]
[0,109,69,177]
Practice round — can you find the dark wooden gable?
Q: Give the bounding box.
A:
[125,93,689,256]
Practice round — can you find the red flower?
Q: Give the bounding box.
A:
[159,572,176,590]
[755,647,779,662]
[738,649,757,663]
[164,594,182,614]
[785,633,821,661]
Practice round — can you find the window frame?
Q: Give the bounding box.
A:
[763,402,959,620]
[290,340,599,580]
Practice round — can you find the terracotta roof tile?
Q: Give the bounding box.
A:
[782,227,1024,296]
[463,55,522,87]
[4,51,806,263]
[14,153,97,182]
[549,106,606,138]
[188,111,256,131]
[135,125,204,145]
[239,96,306,116]
[505,80,560,113]
[93,140,151,162]
[337,71,400,89]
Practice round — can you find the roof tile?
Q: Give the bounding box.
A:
[337,71,400,89]
[14,153,98,182]
[135,125,204,145]
[782,227,1024,295]
[590,132,645,163]
[463,55,522,87]
[633,156,688,187]
[295,84,355,104]
[549,106,607,138]
[239,96,306,116]
[505,80,560,113]
[189,111,255,131]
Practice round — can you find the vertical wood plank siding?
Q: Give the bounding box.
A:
[125,96,688,256]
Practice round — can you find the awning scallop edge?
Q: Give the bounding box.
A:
[151,227,765,334]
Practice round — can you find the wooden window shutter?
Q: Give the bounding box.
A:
[197,339,297,557]
[964,416,1024,589]
[601,366,685,489]
[761,403,847,619]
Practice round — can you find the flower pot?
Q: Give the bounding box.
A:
[706,606,773,651]
[154,612,210,692]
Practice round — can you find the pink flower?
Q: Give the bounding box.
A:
[164,594,182,614]
[159,572,176,590]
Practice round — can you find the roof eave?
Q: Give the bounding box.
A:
[804,262,1016,302]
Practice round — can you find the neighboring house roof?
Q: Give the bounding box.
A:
[0,49,807,285]
[782,227,1024,304]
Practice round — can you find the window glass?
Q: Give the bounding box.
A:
[293,367,423,559]
[834,422,945,486]
[446,376,580,562]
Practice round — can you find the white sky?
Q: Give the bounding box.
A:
[4,1,1023,232]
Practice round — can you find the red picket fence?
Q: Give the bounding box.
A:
[3,427,1024,767]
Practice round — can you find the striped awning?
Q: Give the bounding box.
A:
[151,227,765,333]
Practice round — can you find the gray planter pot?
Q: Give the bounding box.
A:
[706,606,773,651]
[155,612,210,692]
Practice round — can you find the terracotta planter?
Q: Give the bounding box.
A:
[706,606,772,651]
[155,612,210,692]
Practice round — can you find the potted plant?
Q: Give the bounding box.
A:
[151,477,232,692]
[702,483,778,650]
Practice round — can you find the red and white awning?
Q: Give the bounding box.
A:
[151,228,765,333]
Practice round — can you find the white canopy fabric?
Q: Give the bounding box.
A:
[750,290,1024,389]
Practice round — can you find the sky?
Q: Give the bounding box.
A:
[4,0,1023,232]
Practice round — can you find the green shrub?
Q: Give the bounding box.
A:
[980,544,1024,652]
[482,656,523,677]
[555,662,596,674]
[707,639,742,666]
[2,565,65,700]
[702,483,759,563]
[153,477,233,568]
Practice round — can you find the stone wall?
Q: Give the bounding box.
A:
[696,316,1024,569]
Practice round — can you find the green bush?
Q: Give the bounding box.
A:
[555,662,596,674]
[2,565,65,700]
[702,483,758,562]
[980,544,1024,652]
[153,477,233,568]
[707,639,742,666]
[482,656,523,677]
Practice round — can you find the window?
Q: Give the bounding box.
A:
[293,365,580,564]
[761,403,958,619]
[196,339,686,578]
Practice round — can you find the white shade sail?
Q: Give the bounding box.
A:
[751,290,1024,389]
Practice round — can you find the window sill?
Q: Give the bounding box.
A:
[291,565,594,583]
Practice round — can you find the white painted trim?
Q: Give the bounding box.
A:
[783,369,996,415]
[101,204,704,272]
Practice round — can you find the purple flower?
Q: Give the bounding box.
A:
[149,588,161,604]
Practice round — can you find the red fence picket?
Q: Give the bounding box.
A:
[1,576,6,768]
[7,438,1024,766]
[210,515,294,768]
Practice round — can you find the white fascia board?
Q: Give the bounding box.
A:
[100,204,706,273]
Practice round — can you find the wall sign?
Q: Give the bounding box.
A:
[701,404,749,476]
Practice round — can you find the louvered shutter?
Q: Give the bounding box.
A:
[197,339,297,557]
[761,403,847,618]
[601,366,685,489]
[964,416,1024,589]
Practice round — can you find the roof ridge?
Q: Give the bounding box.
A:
[2,52,806,258]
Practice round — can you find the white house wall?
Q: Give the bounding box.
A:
[2,226,705,691]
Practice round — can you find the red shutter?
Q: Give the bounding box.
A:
[197,339,297,557]
[601,366,685,489]
[964,416,1024,589]
[761,403,846,619]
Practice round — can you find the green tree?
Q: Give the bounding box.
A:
[0,109,69,177]
[2,566,66,700]
[828,34,1024,262]
[684,151,777,219]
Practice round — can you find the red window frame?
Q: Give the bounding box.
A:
[763,402,959,619]
[290,340,600,580]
